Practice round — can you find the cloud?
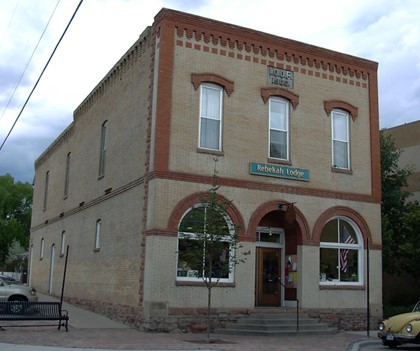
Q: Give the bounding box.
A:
[0,0,419,182]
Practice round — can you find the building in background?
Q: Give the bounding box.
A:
[383,120,420,203]
[29,8,382,331]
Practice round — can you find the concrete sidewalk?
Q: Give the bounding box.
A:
[0,293,380,351]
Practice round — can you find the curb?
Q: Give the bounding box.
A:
[347,339,379,351]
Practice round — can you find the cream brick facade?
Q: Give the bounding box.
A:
[30,9,382,331]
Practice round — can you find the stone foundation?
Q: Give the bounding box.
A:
[64,297,378,332]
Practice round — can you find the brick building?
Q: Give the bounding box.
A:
[29,8,382,331]
[383,120,420,203]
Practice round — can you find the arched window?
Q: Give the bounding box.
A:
[319,217,363,284]
[177,204,234,282]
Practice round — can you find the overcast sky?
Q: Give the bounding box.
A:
[0,0,419,184]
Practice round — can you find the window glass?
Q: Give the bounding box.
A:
[95,220,101,250]
[177,205,232,281]
[60,231,66,255]
[199,84,222,150]
[269,98,289,160]
[332,110,349,169]
[64,152,71,198]
[319,218,361,283]
[99,121,108,177]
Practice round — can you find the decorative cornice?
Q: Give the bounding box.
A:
[154,8,377,78]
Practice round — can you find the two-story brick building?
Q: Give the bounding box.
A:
[29,8,382,331]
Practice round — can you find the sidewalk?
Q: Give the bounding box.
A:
[0,294,380,351]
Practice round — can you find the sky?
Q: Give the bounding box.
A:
[0,0,419,184]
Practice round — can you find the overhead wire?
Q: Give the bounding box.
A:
[0,0,84,153]
[0,0,20,50]
[0,0,62,123]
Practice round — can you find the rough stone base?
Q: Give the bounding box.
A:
[64,297,379,332]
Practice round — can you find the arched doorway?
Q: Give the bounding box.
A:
[249,202,307,307]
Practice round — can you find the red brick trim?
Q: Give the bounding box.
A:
[167,192,246,240]
[312,206,378,248]
[247,200,310,245]
[191,73,234,96]
[150,170,379,205]
[324,100,358,120]
[260,87,299,110]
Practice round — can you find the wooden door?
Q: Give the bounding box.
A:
[256,247,281,306]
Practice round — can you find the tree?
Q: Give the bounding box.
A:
[5,239,27,272]
[0,174,33,268]
[380,130,419,275]
[178,160,249,342]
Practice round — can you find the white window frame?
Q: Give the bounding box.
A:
[331,109,350,169]
[94,219,101,251]
[319,217,363,286]
[198,84,223,151]
[176,205,235,283]
[269,97,289,160]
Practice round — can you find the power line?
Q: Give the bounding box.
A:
[0,0,84,153]
[0,0,62,123]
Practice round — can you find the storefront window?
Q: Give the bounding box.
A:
[319,218,362,284]
[177,205,234,282]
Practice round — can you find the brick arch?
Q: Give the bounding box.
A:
[260,87,300,110]
[312,206,375,247]
[324,100,358,121]
[168,192,246,239]
[191,73,234,96]
[247,200,310,245]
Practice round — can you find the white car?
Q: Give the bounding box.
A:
[0,277,38,303]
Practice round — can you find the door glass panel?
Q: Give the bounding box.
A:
[263,251,279,294]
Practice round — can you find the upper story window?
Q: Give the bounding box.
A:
[199,84,223,151]
[98,121,108,177]
[319,217,363,285]
[43,171,49,211]
[269,97,289,160]
[64,152,71,198]
[177,205,234,283]
[331,109,350,169]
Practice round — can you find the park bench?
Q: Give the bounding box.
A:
[0,301,69,331]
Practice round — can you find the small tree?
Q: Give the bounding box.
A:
[5,239,27,273]
[178,160,249,342]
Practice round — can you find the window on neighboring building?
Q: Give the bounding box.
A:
[199,84,223,151]
[269,97,289,160]
[64,152,71,198]
[319,217,363,284]
[98,121,108,177]
[40,238,45,259]
[94,219,101,251]
[177,205,234,282]
[43,171,49,210]
[332,109,350,169]
[60,231,66,256]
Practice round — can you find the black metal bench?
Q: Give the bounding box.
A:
[0,301,69,331]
